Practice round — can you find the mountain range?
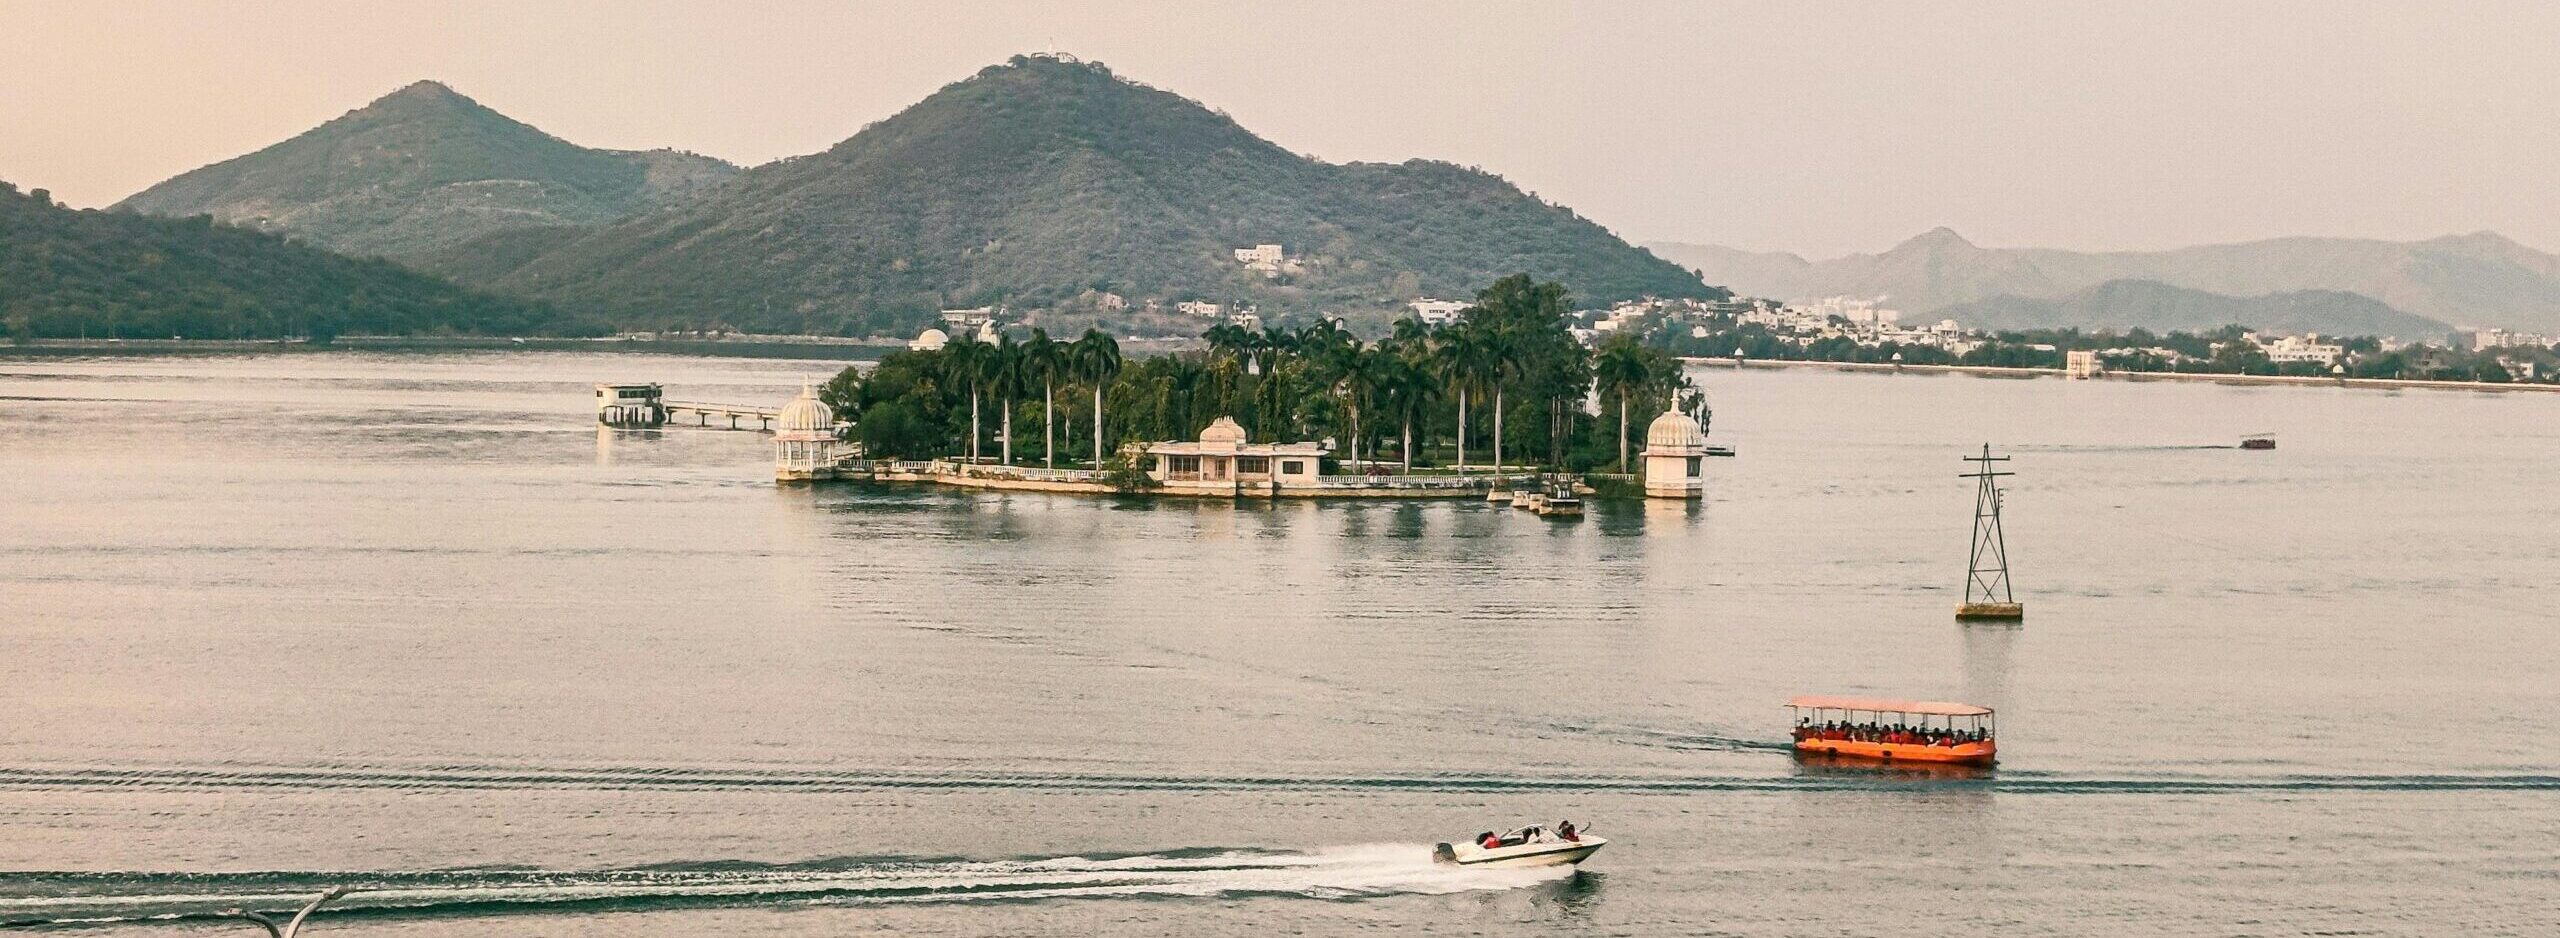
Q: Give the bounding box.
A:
[115,81,736,259]
[1938,280,2449,337]
[115,58,1717,337]
[1649,228,2560,337]
[1,181,575,340]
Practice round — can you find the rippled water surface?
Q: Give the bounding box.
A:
[1,351,2554,935]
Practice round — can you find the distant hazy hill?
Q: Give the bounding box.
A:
[1939,279,2451,338]
[1,181,580,339]
[445,56,1717,336]
[1649,228,2560,334]
[116,81,735,259]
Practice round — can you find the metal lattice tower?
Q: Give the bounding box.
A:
[1961,444,2016,605]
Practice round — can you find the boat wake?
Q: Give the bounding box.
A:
[0,762,2550,796]
[0,845,1572,928]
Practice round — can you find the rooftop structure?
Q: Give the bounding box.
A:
[910,327,950,352]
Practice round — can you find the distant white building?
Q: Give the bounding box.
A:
[1409,299,1469,326]
[1227,311,1263,332]
[940,306,997,330]
[2253,332,2343,364]
[2464,328,2553,351]
[1177,301,1224,319]
[1232,244,1295,277]
[909,327,950,352]
[2064,350,2103,379]
[1233,243,1284,265]
[1799,295,1902,327]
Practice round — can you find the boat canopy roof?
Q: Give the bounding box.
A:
[1787,695,1992,717]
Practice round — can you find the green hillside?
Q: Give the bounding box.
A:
[0,181,587,340]
[451,56,1718,336]
[1939,279,2451,338]
[115,81,735,259]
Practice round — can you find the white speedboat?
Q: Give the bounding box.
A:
[1432,826,1605,867]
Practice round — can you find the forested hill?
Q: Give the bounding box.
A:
[0,182,588,340]
[115,80,736,259]
[439,56,1720,336]
[1940,279,2452,338]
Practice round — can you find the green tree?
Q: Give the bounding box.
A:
[986,334,1026,465]
[818,366,863,426]
[1593,335,1650,472]
[1377,346,1437,472]
[942,335,989,462]
[1070,328,1123,468]
[1431,323,1491,472]
[1327,343,1387,468]
[1021,329,1063,468]
[1463,274,1576,472]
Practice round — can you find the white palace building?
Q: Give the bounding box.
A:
[1142,416,1329,495]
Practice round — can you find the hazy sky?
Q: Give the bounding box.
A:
[5,0,2554,257]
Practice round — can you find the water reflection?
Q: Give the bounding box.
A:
[1959,621,2021,713]
[593,426,663,466]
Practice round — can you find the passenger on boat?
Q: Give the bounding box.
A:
[1556,820,1579,842]
[1805,721,1985,746]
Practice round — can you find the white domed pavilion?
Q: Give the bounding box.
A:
[1641,407,1708,498]
[1141,415,1328,494]
[774,383,842,482]
[909,327,949,352]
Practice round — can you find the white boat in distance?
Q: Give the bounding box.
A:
[1433,825,1605,867]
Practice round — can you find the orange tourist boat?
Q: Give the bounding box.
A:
[1786,695,1997,766]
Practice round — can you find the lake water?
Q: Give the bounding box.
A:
[1,351,2554,936]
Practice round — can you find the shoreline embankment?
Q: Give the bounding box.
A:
[1680,357,2560,394]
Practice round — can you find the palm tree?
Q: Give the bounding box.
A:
[1021,329,1062,469]
[1431,326,1489,473]
[1389,342,1440,472]
[1327,343,1386,469]
[1593,337,1651,472]
[1298,319,1353,362]
[1389,315,1432,348]
[1166,353,1206,438]
[983,334,1022,465]
[1069,328,1122,468]
[1481,326,1515,474]
[943,335,988,462]
[1202,321,1249,363]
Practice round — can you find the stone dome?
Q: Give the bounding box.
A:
[777,385,835,434]
[1198,416,1248,446]
[1644,407,1707,454]
[910,327,949,351]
